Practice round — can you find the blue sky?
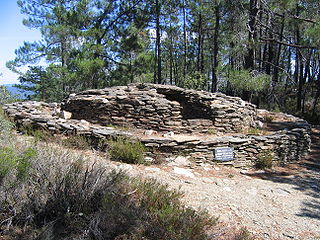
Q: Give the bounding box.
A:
[0,1,41,85]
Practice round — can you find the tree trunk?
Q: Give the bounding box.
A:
[183,0,188,83]
[273,16,285,83]
[211,3,220,92]
[154,0,162,84]
[244,0,259,70]
[197,13,203,72]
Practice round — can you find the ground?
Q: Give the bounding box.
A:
[106,127,320,240]
[15,127,320,239]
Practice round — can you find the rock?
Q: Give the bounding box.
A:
[144,130,156,136]
[60,83,257,133]
[255,120,264,129]
[2,84,311,168]
[60,110,72,120]
[223,186,232,192]
[145,167,160,172]
[117,164,134,172]
[168,156,190,167]
[173,167,195,178]
[80,119,90,125]
[144,157,154,163]
[240,170,249,175]
[163,131,175,137]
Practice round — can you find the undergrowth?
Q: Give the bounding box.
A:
[0,108,215,239]
[0,143,215,239]
[255,150,274,169]
[108,137,146,164]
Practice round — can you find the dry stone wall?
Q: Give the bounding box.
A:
[61,84,257,133]
[2,85,311,168]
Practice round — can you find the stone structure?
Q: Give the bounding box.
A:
[3,84,311,167]
[61,84,257,133]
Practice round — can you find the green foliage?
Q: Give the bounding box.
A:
[0,86,17,105]
[0,147,17,183]
[256,150,274,169]
[62,135,92,150]
[16,147,37,180]
[0,87,15,140]
[126,179,216,240]
[264,115,274,123]
[207,128,216,135]
[247,128,262,135]
[0,147,37,183]
[182,72,207,90]
[0,140,215,239]
[0,109,14,138]
[22,126,53,143]
[108,138,146,164]
[228,69,271,93]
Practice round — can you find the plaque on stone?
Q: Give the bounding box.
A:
[214,147,234,161]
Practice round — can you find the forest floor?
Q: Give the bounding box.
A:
[100,127,320,240]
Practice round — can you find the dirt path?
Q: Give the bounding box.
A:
[108,128,320,239]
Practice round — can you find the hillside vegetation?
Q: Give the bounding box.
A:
[6,0,320,124]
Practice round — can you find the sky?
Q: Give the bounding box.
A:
[0,1,41,85]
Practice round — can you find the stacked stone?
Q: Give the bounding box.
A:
[3,101,133,140]
[61,83,257,133]
[2,85,311,168]
[141,123,311,167]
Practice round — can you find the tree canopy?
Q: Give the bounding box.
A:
[7,0,320,122]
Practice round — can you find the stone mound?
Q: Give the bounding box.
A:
[3,84,311,167]
[61,84,257,133]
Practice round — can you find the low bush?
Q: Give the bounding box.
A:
[21,125,54,143]
[61,135,92,150]
[255,150,274,169]
[108,137,146,164]
[264,115,274,123]
[0,146,37,185]
[247,128,262,135]
[0,109,15,142]
[0,143,215,240]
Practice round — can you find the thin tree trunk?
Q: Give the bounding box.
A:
[211,3,220,92]
[183,0,188,83]
[273,16,285,83]
[244,0,259,70]
[197,13,203,72]
[154,0,162,84]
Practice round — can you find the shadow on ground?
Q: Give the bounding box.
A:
[245,128,320,220]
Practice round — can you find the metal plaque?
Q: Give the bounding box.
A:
[214,147,234,161]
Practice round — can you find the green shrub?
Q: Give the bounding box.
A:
[16,147,37,180]
[21,126,53,143]
[100,178,216,240]
[108,138,146,164]
[0,109,14,138]
[0,147,17,183]
[256,150,274,169]
[0,86,17,105]
[131,179,216,240]
[207,128,216,135]
[264,115,274,123]
[62,135,92,150]
[0,147,37,184]
[247,128,261,135]
[235,227,254,240]
[0,144,215,240]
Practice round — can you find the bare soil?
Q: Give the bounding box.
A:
[21,127,320,239]
[107,127,320,240]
